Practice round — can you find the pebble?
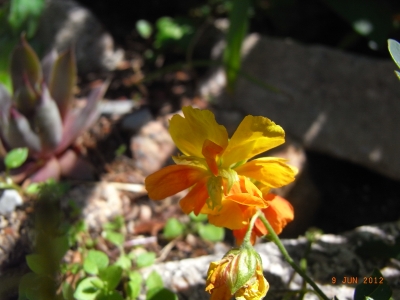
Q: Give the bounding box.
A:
[0,189,23,215]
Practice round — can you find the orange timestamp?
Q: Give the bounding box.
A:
[331,276,384,285]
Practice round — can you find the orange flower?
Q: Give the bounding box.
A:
[200,176,267,230]
[233,194,294,245]
[145,106,296,226]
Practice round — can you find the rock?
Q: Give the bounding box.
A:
[35,0,124,73]
[130,120,175,176]
[200,33,400,181]
[120,107,154,133]
[60,182,123,229]
[140,221,400,300]
[0,190,23,215]
[99,100,138,116]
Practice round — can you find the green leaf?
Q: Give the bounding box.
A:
[97,291,124,300]
[136,252,156,268]
[146,287,178,300]
[91,277,105,289]
[114,254,131,270]
[163,218,185,239]
[388,39,400,78]
[154,17,193,49]
[98,265,123,291]
[25,183,40,195]
[218,168,238,194]
[18,272,40,300]
[4,147,28,169]
[103,216,124,231]
[50,235,69,262]
[74,277,101,300]
[136,19,153,39]
[127,272,143,299]
[103,230,124,247]
[18,272,53,300]
[83,250,109,275]
[8,0,45,37]
[26,254,47,275]
[354,269,392,300]
[198,223,225,242]
[223,0,251,92]
[145,270,164,292]
[189,212,208,222]
[62,282,75,300]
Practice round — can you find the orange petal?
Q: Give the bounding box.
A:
[225,193,267,208]
[202,139,224,176]
[145,165,207,200]
[179,177,209,215]
[206,201,257,230]
[263,194,294,235]
[232,226,257,246]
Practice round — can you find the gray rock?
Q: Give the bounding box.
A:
[35,0,124,73]
[120,107,153,133]
[141,221,400,300]
[200,34,400,181]
[0,190,23,215]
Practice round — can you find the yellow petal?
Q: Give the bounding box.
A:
[222,116,285,167]
[235,157,297,188]
[169,106,228,157]
[145,165,207,200]
[235,265,269,300]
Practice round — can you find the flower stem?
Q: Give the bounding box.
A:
[258,212,330,300]
[242,210,261,246]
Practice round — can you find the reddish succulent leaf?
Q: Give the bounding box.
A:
[56,81,108,154]
[49,48,77,121]
[34,84,63,155]
[10,35,42,93]
[14,77,38,117]
[58,149,94,180]
[29,157,61,183]
[0,84,12,124]
[41,49,57,85]
[7,108,41,153]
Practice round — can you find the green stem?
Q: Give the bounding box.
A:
[242,210,261,246]
[258,212,330,300]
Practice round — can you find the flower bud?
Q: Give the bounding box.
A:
[205,246,269,300]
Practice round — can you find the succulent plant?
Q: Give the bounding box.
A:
[0,36,108,183]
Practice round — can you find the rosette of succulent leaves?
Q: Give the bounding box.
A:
[0,36,108,183]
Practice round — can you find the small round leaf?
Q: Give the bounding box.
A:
[4,147,28,169]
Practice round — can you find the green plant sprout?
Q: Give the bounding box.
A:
[0,147,28,190]
[163,212,224,242]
